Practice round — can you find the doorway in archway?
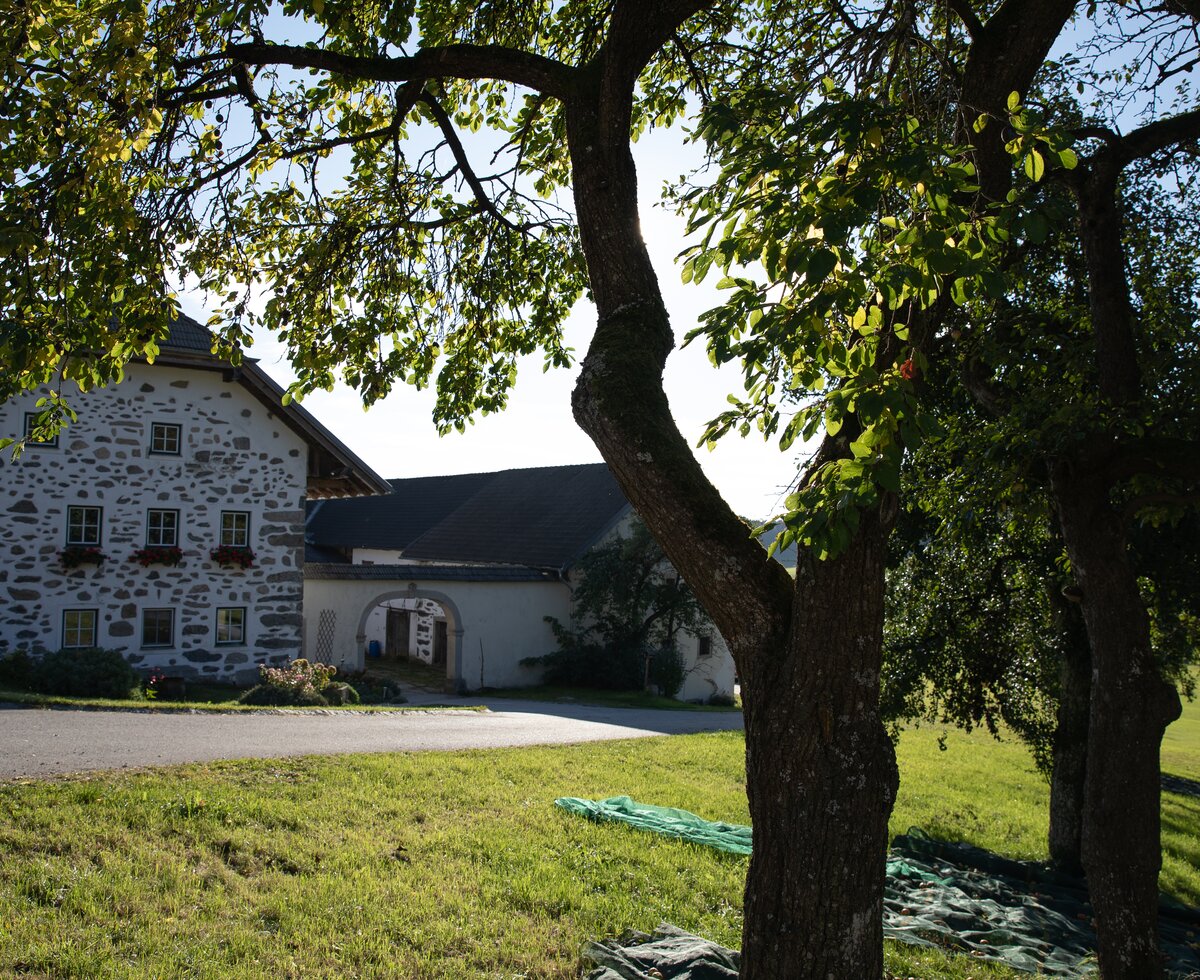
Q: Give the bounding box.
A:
[362,595,452,687]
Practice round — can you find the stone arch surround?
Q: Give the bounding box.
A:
[354,587,465,693]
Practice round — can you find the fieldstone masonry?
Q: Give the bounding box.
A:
[0,362,308,682]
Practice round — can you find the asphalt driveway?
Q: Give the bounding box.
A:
[0,698,743,779]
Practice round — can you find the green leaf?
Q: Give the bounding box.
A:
[1024,148,1045,182]
[807,249,838,285]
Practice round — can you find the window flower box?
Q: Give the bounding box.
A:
[130,546,184,567]
[59,546,107,569]
[210,545,256,569]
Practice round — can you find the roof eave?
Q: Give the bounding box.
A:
[152,351,390,498]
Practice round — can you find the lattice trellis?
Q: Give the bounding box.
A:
[315,609,337,662]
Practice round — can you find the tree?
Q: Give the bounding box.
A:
[679,4,1200,976]
[885,431,1199,874]
[525,517,706,697]
[0,2,890,975]
[6,1,1197,976]
[883,159,1200,875]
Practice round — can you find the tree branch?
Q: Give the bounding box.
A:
[946,0,984,41]
[1106,437,1200,482]
[1111,106,1200,167]
[208,42,576,101]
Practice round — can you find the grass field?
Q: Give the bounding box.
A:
[0,697,1195,979]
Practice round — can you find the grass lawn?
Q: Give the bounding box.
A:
[0,699,1195,978]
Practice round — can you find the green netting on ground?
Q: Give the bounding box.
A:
[555,796,753,855]
[558,797,1200,978]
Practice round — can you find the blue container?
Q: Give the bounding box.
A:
[367,639,382,659]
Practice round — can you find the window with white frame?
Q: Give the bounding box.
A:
[66,506,103,546]
[146,509,180,547]
[141,608,174,648]
[216,607,246,645]
[23,412,58,448]
[149,421,182,455]
[697,635,713,658]
[219,511,250,548]
[62,609,98,648]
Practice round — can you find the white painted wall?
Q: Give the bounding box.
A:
[304,575,572,690]
[676,628,737,702]
[0,362,309,682]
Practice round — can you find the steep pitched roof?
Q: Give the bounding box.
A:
[155,313,390,498]
[306,463,631,572]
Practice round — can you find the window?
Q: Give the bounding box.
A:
[220,511,250,548]
[141,608,174,648]
[66,506,103,546]
[216,607,246,645]
[146,509,180,547]
[62,609,98,649]
[697,635,713,658]
[149,421,182,455]
[23,412,58,448]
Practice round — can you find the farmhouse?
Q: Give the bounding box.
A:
[0,315,388,681]
[0,317,735,700]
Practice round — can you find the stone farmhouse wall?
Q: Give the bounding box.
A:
[0,362,308,682]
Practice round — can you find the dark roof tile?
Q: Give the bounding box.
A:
[162,313,216,354]
[305,463,630,571]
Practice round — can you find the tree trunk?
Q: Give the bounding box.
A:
[740,509,899,979]
[564,65,898,979]
[1051,462,1181,980]
[1046,585,1091,874]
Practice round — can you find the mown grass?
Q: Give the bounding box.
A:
[0,697,1195,979]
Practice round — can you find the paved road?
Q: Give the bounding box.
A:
[0,698,743,779]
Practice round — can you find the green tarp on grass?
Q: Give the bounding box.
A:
[558,796,1200,978]
[555,796,753,855]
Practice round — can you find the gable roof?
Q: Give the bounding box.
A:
[155,314,390,499]
[306,463,631,572]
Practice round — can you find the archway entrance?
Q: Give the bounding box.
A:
[355,588,465,693]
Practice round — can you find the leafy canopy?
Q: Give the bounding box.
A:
[1,0,721,448]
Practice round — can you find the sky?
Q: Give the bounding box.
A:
[175,123,804,521]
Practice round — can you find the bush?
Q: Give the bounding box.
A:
[31,648,141,699]
[238,658,345,707]
[649,645,687,699]
[239,682,329,707]
[523,639,644,691]
[323,682,361,706]
[0,648,35,690]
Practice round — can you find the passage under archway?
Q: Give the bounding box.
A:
[355,588,465,694]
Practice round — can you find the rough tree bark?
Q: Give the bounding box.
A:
[1046,585,1091,874]
[564,12,900,976]
[1050,156,1183,979]
[1051,460,1180,979]
[737,511,899,978]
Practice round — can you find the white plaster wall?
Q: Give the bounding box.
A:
[351,548,406,564]
[0,363,309,682]
[676,628,736,702]
[303,576,572,690]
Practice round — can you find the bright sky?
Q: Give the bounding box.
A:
[176,123,804,520]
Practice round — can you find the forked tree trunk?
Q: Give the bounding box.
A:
[739,511,899,978]
[1052,465,1181,980]
[1047,586,1091,874]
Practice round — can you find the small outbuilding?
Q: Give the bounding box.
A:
[303,464,736,700]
